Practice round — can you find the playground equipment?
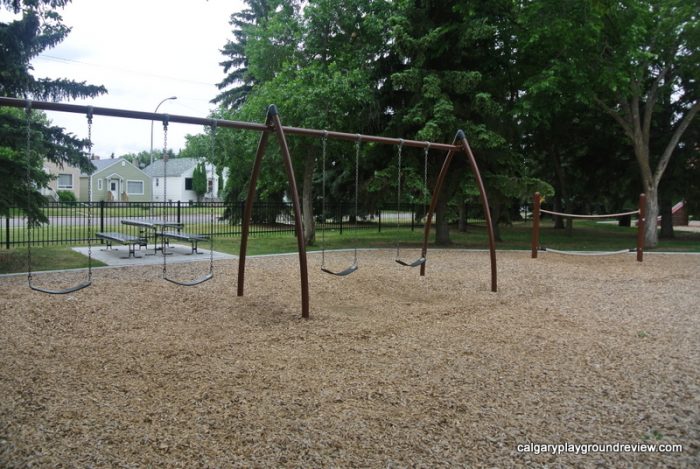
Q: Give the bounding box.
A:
[530,192,646,261]
[1,97,497,318]
[24,102,93,294]
[394,140,428,268]
[159,117,216,286]
[319,133,359,276]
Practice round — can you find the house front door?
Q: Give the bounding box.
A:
[109,180,118,201]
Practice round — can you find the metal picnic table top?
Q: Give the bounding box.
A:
[121,218,184,229]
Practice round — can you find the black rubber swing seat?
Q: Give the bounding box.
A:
[164,273,213,287]
[321,264,358,277]
[395,257,426,268]
[29,280,92,295]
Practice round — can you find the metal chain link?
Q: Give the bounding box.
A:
[208,120,216,274]
[25,102,33,282]
[354,135,361,265]
[396,139,404,258]
[321,132,327,268]
[162,119,169,220]
[424,142,430,211]
[162,119,169,277]
[86,108,93,280]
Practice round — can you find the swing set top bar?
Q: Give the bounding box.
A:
[0,97,460,152]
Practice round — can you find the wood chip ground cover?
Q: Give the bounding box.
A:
[0,251,698,467]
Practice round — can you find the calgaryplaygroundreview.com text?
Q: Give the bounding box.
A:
[516,442,683,456]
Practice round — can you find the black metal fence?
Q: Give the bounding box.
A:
[2,201,486,248]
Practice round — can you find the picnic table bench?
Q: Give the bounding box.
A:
[157,231,209,255]
[95,232,147,258]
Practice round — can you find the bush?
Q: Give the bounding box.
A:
[57,190,77,203]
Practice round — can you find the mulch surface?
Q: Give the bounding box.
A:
[0,251,698,467]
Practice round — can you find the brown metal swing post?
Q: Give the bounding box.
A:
[237,105,310,319]
[419,130,498,293]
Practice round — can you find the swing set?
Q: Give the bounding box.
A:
[1,96,498,319]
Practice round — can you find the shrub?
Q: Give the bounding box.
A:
[57,190,77,203]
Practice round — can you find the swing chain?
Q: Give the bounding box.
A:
[162,118,169,277]
[25,101,33,283]
[396,139,404,258]
[321,131,328,268]
[86,107,94,279]
[424,142,430,210]
[354,134,361,265]
[208,119,217,275]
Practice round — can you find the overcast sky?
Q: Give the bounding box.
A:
[21,0,246,158]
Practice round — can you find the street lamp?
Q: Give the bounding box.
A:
[149,96,177,166]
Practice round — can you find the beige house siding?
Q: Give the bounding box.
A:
[43,161,82,200]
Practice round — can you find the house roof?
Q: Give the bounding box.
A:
[143,158,201,177]
[81,157,149,178]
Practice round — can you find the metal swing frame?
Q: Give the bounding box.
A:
[320,132,359,277]
[1,97,498,319]
[25,101,93,295]
[160,117,216,287]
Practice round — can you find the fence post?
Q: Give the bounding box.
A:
[5,216,9,249]
[100,200,105,236]
[339,203,343,235]
[531,192,541,258]
[378,209,381,233]
[177,200,181,225]
[636,193,645,262]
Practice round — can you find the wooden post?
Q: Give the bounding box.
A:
[531,192,541,258]
[636,193,645,262]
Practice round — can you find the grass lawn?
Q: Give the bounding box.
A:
[0,247,107,275]
[1,221,698,275]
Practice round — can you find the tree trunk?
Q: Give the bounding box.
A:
[301,150,315,246]
[435,195,451,245]
[458,203,467,232]
[659,198,674,239]
[553,195,565,229]
[644,184,659,248]
[551,145,568,229]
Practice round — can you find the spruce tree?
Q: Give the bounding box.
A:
[0,0,106,221]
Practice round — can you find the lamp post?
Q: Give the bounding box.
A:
[149,96,177,166]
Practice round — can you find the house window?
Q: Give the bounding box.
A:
[97,179,103,191]
[185,178,193,190]
[126,180,144,195]
[57,173,73,189]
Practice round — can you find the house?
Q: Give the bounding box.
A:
[143,158,225,203]
[79,157,153,202]
[41,160,83,200]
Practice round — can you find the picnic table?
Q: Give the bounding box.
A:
[121,219,207,255]
[121,219,184,255]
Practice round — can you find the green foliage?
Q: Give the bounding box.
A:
[1,0,105,223]
[56,189,75,202]
[192,162,208,198]
[205,0,697,246]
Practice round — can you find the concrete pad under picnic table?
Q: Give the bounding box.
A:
[72,243,236,267]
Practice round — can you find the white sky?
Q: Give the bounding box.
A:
[18,0,246,157]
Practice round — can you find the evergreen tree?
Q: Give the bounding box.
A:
[0,0,106,221]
